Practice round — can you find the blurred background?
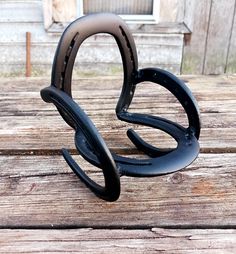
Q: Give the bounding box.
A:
[1,0,236,77]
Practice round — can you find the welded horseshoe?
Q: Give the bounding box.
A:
[41,13,201,201]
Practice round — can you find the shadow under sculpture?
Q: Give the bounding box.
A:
[41,13,201,201]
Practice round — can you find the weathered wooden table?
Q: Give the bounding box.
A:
[0,75,235,253]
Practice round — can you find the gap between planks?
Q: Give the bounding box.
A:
[0,147,236,156]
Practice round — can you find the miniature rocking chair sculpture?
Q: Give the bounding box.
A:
[41,13,201,201]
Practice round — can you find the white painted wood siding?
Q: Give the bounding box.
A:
[182,0,236,74]
[0,0,183,76]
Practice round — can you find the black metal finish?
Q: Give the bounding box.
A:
[41,86,120,202]
[41,13,201,201]
[50,13,138,127]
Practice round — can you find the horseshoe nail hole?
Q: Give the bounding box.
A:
[66,46,73,56]
[119,25,136,70]
[65,55,69,62]
[61,71,65,78]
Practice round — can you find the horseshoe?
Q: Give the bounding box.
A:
[41,85,120,201]
[50,13,138,126]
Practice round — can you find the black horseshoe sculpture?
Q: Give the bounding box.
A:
[41,13,201,201]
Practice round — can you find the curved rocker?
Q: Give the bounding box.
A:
[41,86,120,201]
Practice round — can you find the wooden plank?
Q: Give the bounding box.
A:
[176,0,185,23]
[0,44,56,64]
[159,0,179,22]
[226,4,236,73]
[182,0,211,74]
[0,0,42,23]
[0,33,183,77]
[0,74,236,102]
[0,63,181,77]
[0,22,60,44]
[0,228,235,253]
[0,61,181,76]
[49,22,190,34]
[0,112,235,152]
[0,80,235,115]
[182,0,195,32]
[0,23,185,44]
[1,75,236,93]
[0,64,53,78]
[0,76,235,152]
[0,124,235,153]
[52,0,77,23]
[0,153,235,227]
[204,0,236,74]
[42,0,52,30]
[0,36,183,62]
[131,22,190,34]
[1,95,236,115]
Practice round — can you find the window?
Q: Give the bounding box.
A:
[79,0,160,23]
[43,0,159,31]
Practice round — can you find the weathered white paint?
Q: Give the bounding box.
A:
[182,0,236,74]
[2,0,236,75]
[159,0,179,22]
[42,0,52,30]
[181,0,212,74]
[52,0,77,23]
[0,0,43,23]
[204,0,236,74]
[0,23,59,43]
[226,5,236,73]
[0,0,184,76]
[0,34,183,76]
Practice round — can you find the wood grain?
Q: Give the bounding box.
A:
[182,0,212,74]
[0,153,235,227]
[204,0,236,74]
[25,32,31,77]
[159,0,179,22]
[42,0,53,30]
[0,76,235,252]
[226,2,236,73]
[0,228,235,253]
[52,0,76,23]
[0,76,235,153]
